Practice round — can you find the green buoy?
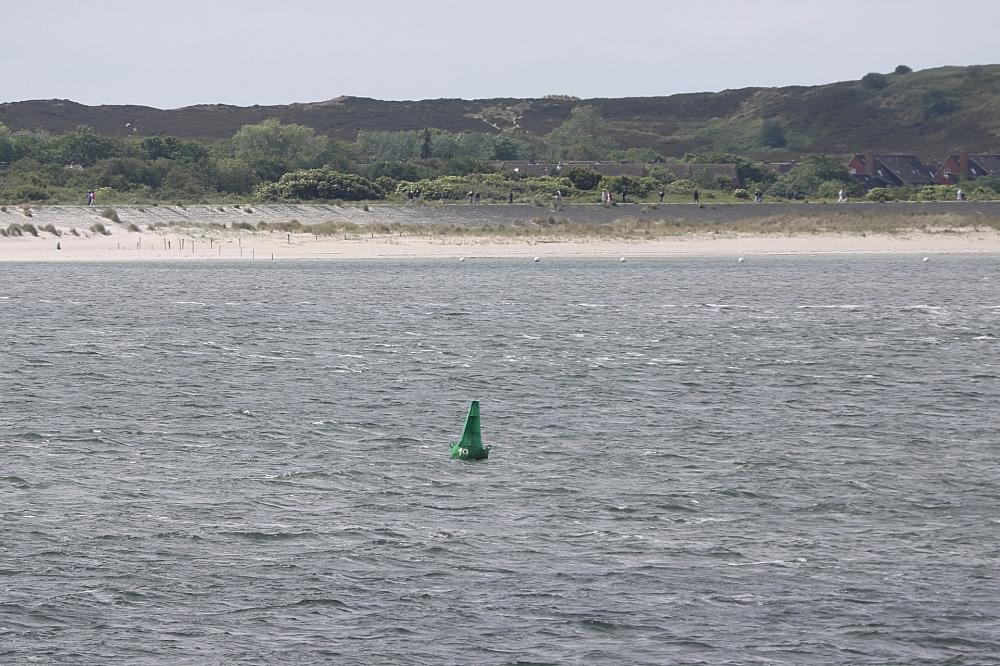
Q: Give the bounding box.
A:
[450,400,491,460]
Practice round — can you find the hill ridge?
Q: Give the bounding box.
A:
[2,65,999,158]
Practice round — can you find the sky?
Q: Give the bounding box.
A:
[3,0,999,109]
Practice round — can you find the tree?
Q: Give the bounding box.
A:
[420,129,433,159]
[563,167,602,190]
[53,127,120,166]
[141,136,208,162]
[861,72,888,90]
[546,106,614,160]
[759,119,787,148]
[210,157,258,194]
[231,118,328,181]
[894,64,913,75]
[488,135,527,160]
[0,123,13,165]
[768,155,853,199]
[355,130,420,162]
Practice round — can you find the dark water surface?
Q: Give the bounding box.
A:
[2,256,999,664]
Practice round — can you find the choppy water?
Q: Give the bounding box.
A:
[2,256,999,665]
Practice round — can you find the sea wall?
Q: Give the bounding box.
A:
[4,200,1000,232]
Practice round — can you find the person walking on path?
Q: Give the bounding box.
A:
[658,189,665,203]
[692,189,700,203]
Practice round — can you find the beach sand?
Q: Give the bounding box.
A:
[3,204,1000,262]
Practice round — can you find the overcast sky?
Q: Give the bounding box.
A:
[3,0,998,109]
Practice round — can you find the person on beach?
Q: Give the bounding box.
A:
[658,190,665,203]
[693,189,700,203]
[957,188,965,201]
[87,190,95,206]
[837,188,845,203]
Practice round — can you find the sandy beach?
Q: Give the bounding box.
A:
[3,203,1000,261]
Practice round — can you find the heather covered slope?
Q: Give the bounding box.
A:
[2,65,998,156]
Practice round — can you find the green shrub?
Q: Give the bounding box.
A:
[90,222,111,235]
[126,223,140,232]
[254,168,384,201]
[733,188,749,199]
[915,184,956,201]
[99,208,120,223]
[666,179,697,193]
[865,187,893,202]
[44,223,62,236]
[6,223,23,236]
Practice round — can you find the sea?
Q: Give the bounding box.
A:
[1,255,998,665]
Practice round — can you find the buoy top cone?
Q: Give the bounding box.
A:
[450,400,490,460]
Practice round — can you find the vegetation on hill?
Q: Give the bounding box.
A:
[2,65,1000,206]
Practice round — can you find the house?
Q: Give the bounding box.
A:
[848,153,934,188]
[933,153,1000,184]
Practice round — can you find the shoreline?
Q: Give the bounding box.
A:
[3,203,1000,262]
[4,230,1000,262]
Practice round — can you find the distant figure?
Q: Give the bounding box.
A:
[86,190,95,206]
[468,191,474,204]
[658,189,664,203]
[621,191,626,203]
[837,188,845,203]
[473,191,481,205]
[508,191,514,204]
[957,188,965,201]
[555,190,562,204]
[693,189,700,203]
[754,188,763,203]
